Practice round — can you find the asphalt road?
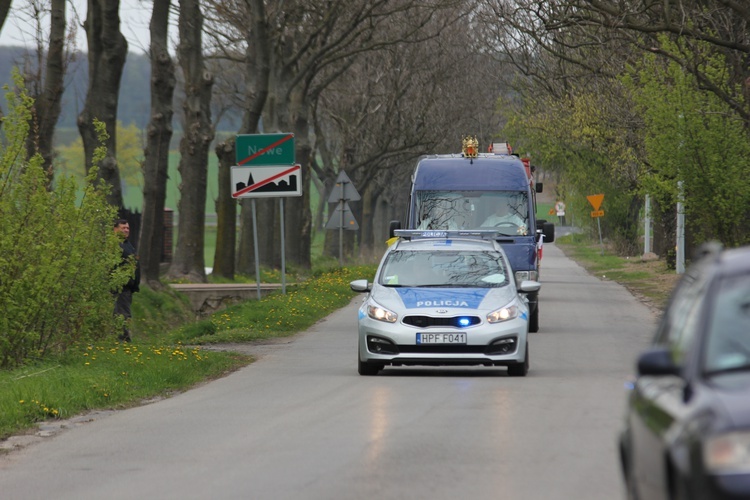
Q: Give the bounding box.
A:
[0,243,659,500]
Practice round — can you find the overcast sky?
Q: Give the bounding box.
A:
[0,1,168,54]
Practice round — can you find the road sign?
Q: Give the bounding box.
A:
[325,201,359,230]
[591,210,604,218]
[327,171,361,202]
[586,194,604,211]
[231,165,302,198]
[235,133,295,166]
[555,201,566,215]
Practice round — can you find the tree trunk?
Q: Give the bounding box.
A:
[77,0,128,208]
[213,139,236,279]
[0,0,11,33]
[286,88,312,268]
[167,0,214,282]
[139,0,175,286]
[213,0,270,279]
[25,0,66,187]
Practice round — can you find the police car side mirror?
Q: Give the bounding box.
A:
[519,280,541,294]
[350,279,371,293]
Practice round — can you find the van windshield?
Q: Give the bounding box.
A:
[414,191,529,236]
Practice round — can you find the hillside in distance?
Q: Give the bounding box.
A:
[0,46,240,142]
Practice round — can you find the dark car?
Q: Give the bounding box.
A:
[619,243,750,500]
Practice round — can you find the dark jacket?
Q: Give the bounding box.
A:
[120,239,141,293]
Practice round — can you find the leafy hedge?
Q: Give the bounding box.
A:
[0,74,131,369]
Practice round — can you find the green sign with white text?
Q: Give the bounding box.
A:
[235,133,295,166]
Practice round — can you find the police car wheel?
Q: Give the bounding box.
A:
[358,356,382,376]
[507,344,529,377]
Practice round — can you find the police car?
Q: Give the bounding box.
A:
[350,230,540,376]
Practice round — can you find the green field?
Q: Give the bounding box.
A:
[122,151,220,214]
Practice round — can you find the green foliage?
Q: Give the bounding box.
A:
[0,74,128,369]
[626,39,750,247]
[500,87,644,254]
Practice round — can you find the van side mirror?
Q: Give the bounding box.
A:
[389,220,401,238]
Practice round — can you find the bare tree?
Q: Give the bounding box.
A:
[77,0,128,207]
[313,5,502,257]
[166,0,214,282]
[211,0,271,279]
[139,0,175,286]
[21,0,67,186]
[0,0,11,33]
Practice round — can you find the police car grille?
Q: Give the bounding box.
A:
[402,316,481,328]
[398,345,487,354]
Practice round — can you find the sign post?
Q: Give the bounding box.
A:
[326,171,361,265]
[555,200,566,226]
[232,133,299,296]
[587,194,605,255]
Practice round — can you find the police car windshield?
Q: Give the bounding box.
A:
[414,191,529,236]
[380,250,508,288]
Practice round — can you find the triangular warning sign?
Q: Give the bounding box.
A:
[586,194,604,211]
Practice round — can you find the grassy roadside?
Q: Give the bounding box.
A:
[1,264,377,442]
[554,232,681,313]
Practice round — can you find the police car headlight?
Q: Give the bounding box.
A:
[514,271,538,287]
[367,304,398,323]
[703,432,750,473]
[487,304,519,323]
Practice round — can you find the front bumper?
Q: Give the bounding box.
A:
[357,313,528,367]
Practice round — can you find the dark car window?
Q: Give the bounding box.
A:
[653,266,710,365]
[705,272,750,372]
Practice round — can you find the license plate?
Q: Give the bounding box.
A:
[416,333,467,344]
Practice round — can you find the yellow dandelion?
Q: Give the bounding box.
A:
[19,400,24,404]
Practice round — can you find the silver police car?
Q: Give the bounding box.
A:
[350,230,540,376]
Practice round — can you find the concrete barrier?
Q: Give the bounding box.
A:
[169,283,286,316]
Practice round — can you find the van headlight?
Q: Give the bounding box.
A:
[703,432,750,473]
[367,304,398,323]
[487,303,519,323]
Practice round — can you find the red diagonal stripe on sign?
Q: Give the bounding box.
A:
[238,133,294,165]
[233,165,300,198]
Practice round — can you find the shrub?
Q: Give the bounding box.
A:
[0,74,129,368]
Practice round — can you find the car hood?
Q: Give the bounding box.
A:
[370,285,518,312]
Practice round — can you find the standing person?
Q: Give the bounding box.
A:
[113,219,140,342]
